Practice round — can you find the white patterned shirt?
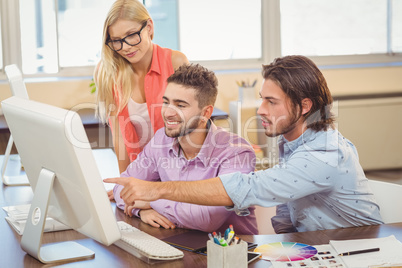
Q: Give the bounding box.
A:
[220,128,383,232]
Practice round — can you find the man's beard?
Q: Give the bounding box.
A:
[165,115,202,138]
[264,113,300,137]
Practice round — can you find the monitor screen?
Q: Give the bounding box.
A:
[2,96,121,264]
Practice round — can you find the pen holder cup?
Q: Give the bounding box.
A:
[207,240,248,268]
[238,86,256,107]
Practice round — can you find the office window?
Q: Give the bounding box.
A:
[280,0,388,56]
[146,0,261,61]
[19,0,112,74]
[177,0,261,61]
[2,0,402,77]
[57,0,112,68]
[15,0,261,75]
[392,0,402,53]
[20,0,58,74]
[146,0,179,53]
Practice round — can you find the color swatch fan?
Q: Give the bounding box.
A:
[254,242,317,261]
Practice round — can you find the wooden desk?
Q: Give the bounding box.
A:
[3,183,402,268]
[2,146,402,268]
[0,184,209,268]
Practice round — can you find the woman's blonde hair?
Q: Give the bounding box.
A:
[94,0,152,123]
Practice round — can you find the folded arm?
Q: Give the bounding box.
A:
[151,199,233,232]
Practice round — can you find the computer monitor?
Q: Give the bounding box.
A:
[1,96,121,264]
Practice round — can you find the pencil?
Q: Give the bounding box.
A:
[338,247,380,256]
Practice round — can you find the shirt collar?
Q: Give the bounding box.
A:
[278,128,318,153]
[147,43,161,75]
[195,121,216,166]
[169,139,180,157]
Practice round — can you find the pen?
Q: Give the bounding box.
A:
[224,227,231,240]
[338,247,380,256]
[228,235,236,246]
[227,230,235,242]
[208,233,214,241]
[211,232,221,245]
[219,238,228,247]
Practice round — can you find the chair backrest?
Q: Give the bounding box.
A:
[368,179,402,224]
[4,64,29,99]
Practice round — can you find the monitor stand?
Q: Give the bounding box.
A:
[1,135,29,186]
[20,168,95,264]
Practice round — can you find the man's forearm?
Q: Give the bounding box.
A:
[158,177,234,206]
[103,176,234,207]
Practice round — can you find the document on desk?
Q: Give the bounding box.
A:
[2,204,71,235]
[268,244,347,268]
[268,236,402,268]
[330,235,402,268]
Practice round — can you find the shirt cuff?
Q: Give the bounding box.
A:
[224,205,250,216]
[219,172,251,216]
[150,200,173,217]
[113,184,125,210]
[132,208,140,217]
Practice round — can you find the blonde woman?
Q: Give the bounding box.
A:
[95,0,188,199]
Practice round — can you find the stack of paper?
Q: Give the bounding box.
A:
[3,204,71,235]
[330,235,402,268]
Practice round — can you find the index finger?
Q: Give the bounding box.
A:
[103,177,129,185]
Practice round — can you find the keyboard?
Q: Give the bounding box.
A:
[114,221,184,262]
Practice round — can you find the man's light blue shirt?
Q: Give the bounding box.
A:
[220,128,383,232]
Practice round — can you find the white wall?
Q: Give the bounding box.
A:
[0,78,96,111]
[214,66,402,112]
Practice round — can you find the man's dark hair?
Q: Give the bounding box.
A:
[262,55,335,131]
[167,63,218,108]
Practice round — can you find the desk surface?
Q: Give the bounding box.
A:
[3,185,402,268]
[2,149,402,267]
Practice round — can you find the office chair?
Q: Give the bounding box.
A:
[368,179,402,224]
[1,64,30,186]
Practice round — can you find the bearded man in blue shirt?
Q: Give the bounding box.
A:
[106,55,383,233]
